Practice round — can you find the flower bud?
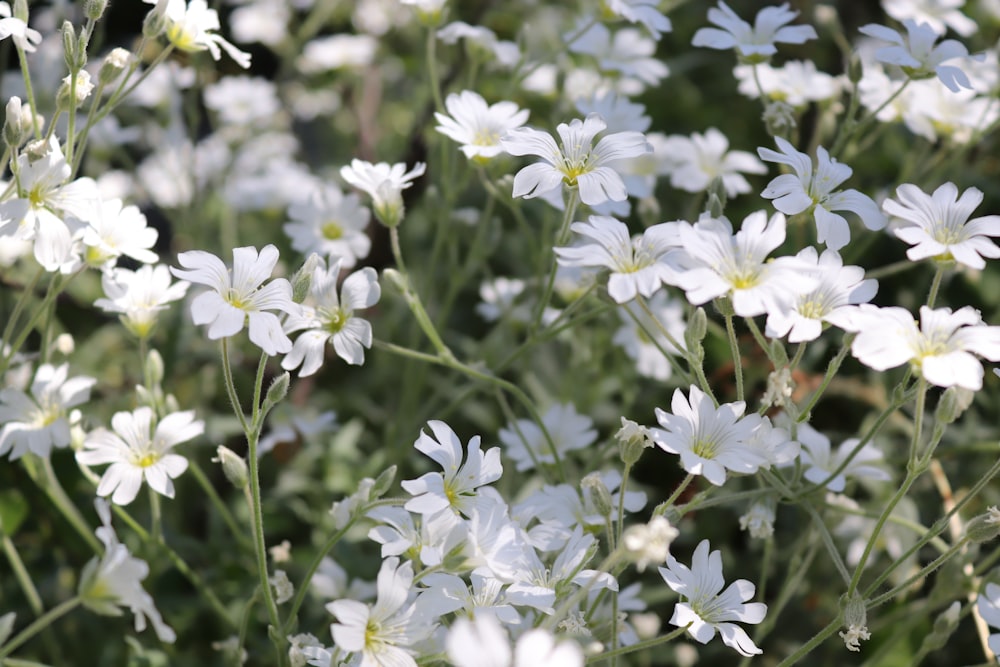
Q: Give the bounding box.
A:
[61,21,77,71]
[99,47,131,86]
[145,349,165,387]
[13,0,27,22]
[290,253,322,303]
[84,0,108,21]
[143,6,167,38]
[848,52,863,85]
[381,268,408,294]
[966,506,1000,543]
[918,601,960,654]
[763,367,794,408]
[53,333,75,356]
[713,295,735,317]
[372,465,397,498]
[684,307,707,351]
[23,138,49,164]
[935,386,974,425]
[762,100,797,139]
[739,497,777,539]
[3,97,32,148]
[213,446,249,489]
[582,473,614,519]
[706,176,727,218]
[264,372,290,411]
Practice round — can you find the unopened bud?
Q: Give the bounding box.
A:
[381,268,408,294]
[213,445,249,489]
[13,0,27,22]
[84,0,108,21]
[713,295,735,317]
[53,333,74,356]
[61,21,77,71]
[99,47,131,86]
[143,6,167,38]
[684,307,707,352]
[919,601,960,653]
[848,52,863,85]
[372,465,397,498]
[290,253,322,303]
[145,349,164,387]
[935,386,974,425]
[264,372,290,409]
[582,473,614,518]
[3,97,30,148]
[966,506,1000,543]
[706,176,727,218]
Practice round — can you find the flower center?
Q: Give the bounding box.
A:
[137,452,159,468]
[691,436,721,460]
[798,299,826,320]
[320,307,348,333]
[931,220,964,245]
[472,127,501,147]
[166,22,203,53]
[321,221,344,240]
[225,288,249,310]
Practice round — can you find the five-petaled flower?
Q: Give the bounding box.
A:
[659,539,767,656]
[77,407,204,506]
[170,244,298,356]
[885,182,1000,269]
[692,1,817,62]
[859,19,973,92]
[501,114,650,207]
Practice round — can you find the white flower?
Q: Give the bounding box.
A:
[883,0,977,38]
[758,137,886,250]
[283,184,371,268]
[79,500,175,642]
[0,137,99,272]
[884,182,1000,269]
[859,19,972,92]
[764,247,878,342]
[476,277,528,322]
[574,92,651,133]
[436,22,520,69]
[0,2,41,52]
[623,516,679,572]
[297,34,377,72]
[0,363,95,460]
[446,616,584,667]
[170,244,297,356]
[501,114,651,207]
[401,420,502,517]
[829,304,1000,390]
[658,128,766,197]
[651,386,764,486]
[739,499,776,539]
[692,1,816,61]
[498,403,597,472]
[567,23,669,88]
[734,60,843,106]
[270,570,294,604]
[77,407,203,506]
[605,0,673,40]
[977,582,1000,658]
[281,257,380,374]
[148,0,251,68]
[95,264,189,339]
[340,159,426,227]
[659,539,767,656]
[203,76,281,126]
[435,90,529,161]
[613,292,687,381]
[554,215,679,303]
[670,211,812,317]
[794,423,890,492]
[328,557,434,667]
[81,198,159,269]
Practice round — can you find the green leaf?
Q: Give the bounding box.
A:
[0,490,29,536]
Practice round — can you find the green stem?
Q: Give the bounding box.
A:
[425,24,444,113]
[724,311,744,402]
[586,625,690,663]
[625,300,695,388]
[866,538,969,608]
[531,189,579,332]
[15,45,40,139]
[654,474,695,516]
[0,597,81,659]
[2,534,43,616]
[795,333,855,423]
[148,486,162,543]
[34,457,101,554]
[389,226,454,360]
[773,613,843,667]
[802,502,851,585]
[925,265,945,309]
[188,460,253,552]
[282,518,358,632]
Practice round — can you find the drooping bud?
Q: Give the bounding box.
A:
[372,465,397,498]
[966,506,1000,543]
[616,417,652,466]
[838,593,871,652]
[213,446,249,489]
[99,47,132,86]
[84,0,108,21]
[935,386,974,425]
[290,253,322,303]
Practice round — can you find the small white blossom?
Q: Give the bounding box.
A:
[659,539,767,656]
[77,407,203,506]
[658,128,766,197]
[758,137,886,250]
[281,257,380,373]
[692,1,817,61]
[0,2,41,52]
[623,516,679,571]
[95,265,189,339]
[498,403,597,472]
[977,582,1000,658]
[0,363,95,460]
[148,0,251,68]
[283,184,371,268]
[651,385,765,486]
[884,182,1000,269]
[555,215,679,303]
[859,19,973,92]
[435,90,529,161]
[794,423,890,492]
[171,245,297,355]
[501,114,650,207]
[340,159,426,227]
